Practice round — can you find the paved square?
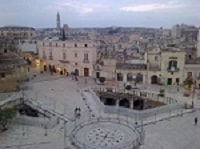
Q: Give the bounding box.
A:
[1,72,200,149]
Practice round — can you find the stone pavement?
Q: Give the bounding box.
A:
[1,71,200,149]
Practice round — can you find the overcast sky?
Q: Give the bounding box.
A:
[0,0,199,28]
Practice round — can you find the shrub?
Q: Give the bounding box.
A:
[0,108,16,131]
[125,85,132,90]
[99,77,106,84]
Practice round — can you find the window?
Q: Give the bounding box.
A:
[187,72,192,77]
[42,50,46,59]
[63,43,65,47]
[49,42,52,47]
[75,62,78,65]
[49,50,53,60]
[168,60,177,70]
[4,49,7,53]
[63,52,66,60]
[155,56,158,61]
[176,78,179,84]
[84,44,88,47]
[84,53,88,60]
[1,73,5,78]
[55,43,58,47]
[49,50,52,57]
[74,53,78,58]
[74,44,77,47]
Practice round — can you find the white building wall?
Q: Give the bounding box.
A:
[37,40,97,76]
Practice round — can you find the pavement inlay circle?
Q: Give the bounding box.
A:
[71,119,140,149]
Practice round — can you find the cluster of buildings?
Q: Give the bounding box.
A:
[0,48,28,92]
[1,12,200,92]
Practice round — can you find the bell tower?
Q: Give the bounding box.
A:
[197,29,200,57]
[56,12,61,30]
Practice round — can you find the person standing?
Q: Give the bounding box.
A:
[194,117,198,125]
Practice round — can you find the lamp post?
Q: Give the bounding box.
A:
[192,86,195,109]
[64,105,67,149]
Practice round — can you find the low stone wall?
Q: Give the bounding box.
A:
[0,80,17,92]
[13,115,59,129]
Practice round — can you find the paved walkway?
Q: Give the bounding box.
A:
[1,70,200,149]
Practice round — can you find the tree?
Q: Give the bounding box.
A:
[134,73,143,86]
[0,108,16,131]
[125,85,132,90]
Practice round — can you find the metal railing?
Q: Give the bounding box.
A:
[70,118,142,149]
[88,86,185,122]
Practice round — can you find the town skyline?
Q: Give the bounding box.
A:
[0,0,199,28]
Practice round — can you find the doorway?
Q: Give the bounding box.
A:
[84,68,89,76]
[167,78,172,85]
[96,72,100,78]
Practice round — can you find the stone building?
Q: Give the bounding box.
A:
[97,47,186,86]
[0,26,37,40]
[37,39,97,76]
[184,59,200,89]
[0,49,28,92]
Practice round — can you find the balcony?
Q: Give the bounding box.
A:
[167,67,179,72]
[83,59,90,63]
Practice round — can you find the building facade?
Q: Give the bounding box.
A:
[37,40,97,76]
[97,47,186,86]
[0,26,37,39]
[0,49,28,92]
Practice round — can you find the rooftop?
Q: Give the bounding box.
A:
[116,63,147,70]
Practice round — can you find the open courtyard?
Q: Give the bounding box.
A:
[0,71,200,149]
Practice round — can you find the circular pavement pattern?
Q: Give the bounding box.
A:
[71,119,141,149]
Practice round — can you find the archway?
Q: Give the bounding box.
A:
[52,65,56,73]
[119,98,130,108]
[151,75,158,84]
[48,64,52,72]
[84,68,89,76]
[75,69,79,76]
[134,100,144,110]
[127,73,133,82]
[104,98,116,106]
[43,65,47,71]
[117,73,123,81]
[63,68,68,75]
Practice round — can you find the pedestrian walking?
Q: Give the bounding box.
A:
[192,101,194,108]
[194,117,198,125]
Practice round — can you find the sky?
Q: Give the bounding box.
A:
[0,0,199,28]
